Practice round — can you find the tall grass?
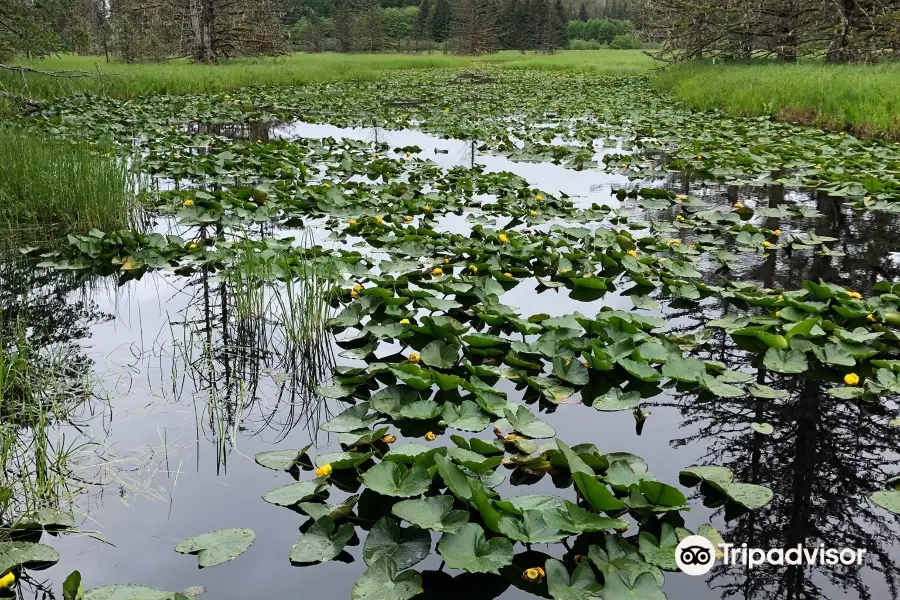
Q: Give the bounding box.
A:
[0,316,92,522]
[2,50,655,100]
[0,130,137,248]
[655,61,900,140]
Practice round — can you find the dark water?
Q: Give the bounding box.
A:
[6,123,900,600]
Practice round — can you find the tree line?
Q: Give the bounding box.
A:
[0,0,641,61]
[640,0,900,63]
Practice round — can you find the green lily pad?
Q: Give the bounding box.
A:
[290,516,355,564]
[361,461,433,498]
[392,496,469,533]
[175,529,255,568]
[362,517,431,569]
[437,523,514,574]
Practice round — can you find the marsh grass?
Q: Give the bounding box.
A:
[0,318,93,521]
[655,61,900,140]
[0,131,138,249]
[2,51,655,101]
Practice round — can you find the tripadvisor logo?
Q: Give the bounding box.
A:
[675,536,869,576]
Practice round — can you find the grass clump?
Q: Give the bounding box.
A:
[2,51,655,101]
[0,130,137,248]
[655,61,900,140]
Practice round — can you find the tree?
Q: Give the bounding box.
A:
[578,1,587,21]
[429,0,452,42]
[412,0,433,46]
[449,0,499,54]
[334,0,353,51]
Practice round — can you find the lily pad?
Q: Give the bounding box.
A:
[175,529,255,568]
[362,517,431,569]
[290,517,355,564]
[436,523,514,574]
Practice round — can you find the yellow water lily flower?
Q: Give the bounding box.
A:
[504,272,513,278]
[405,216,413,222]
[867,313,876,322]
[529,210,537,216]
[424,431,437,441]
[734,202,744,209]
[406,152,411,157]
[0,572,15,588]
[432,267,443,276]
[775,311,782,318]
[522,567,545,584]
[323,183,330,188]
[400,319,410,325]
[424,205,432,212]
[535,194,543,201]
[561,268,571,273]
[353,284,364,292]
[376,216,383,223]
[622,163,629,168]
[815,164,823,169]
[774,229,782,236]
[778,295,784,301]
[676,194,687,201]
[847,291,862,299]
[844,373,860,386]
[668,239,682,245]
[676,214,685,222]
[189,243,198,250]
[469,265,478,273]
[409,352,421,364]
[696,154,703,159]
[349,219,357,225]
[498,233,509,244]
[315,464,333,478]
[763,241,772,248]
[184,199,194,207]
[350,290,360,298]
[381,435,397,444]
[443,258,450,263]
[627,249,637,258]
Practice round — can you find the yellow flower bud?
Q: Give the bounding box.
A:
[774,229,782,236]
[498,233,509,244]
[627,249,637,258]
[409,352,420,364]
[400,319,410,325]
[424,431,436,441]
[523,567,545,583]
[535,194,543,201]
[184,199,194,207]
[504,272,513,278]
[844,373,860,386]
[381,435,397,444]
[315,464,333,478]
[432,267,443,276]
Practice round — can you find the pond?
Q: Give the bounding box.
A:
[4,68,900,600]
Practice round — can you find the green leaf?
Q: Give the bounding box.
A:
[290,516,355,564]
[420,340,461,369]
[447,447,502,475]
[435,454,474,501]
[322,402,378,433]
[617,358,662,382]
[351,559,422,600]
[84,585,186,600]
[298,495,361,521]
[872,491,900,514]
[763,348,808,374]
[543,500,627,533]
[546,559,602,600]
[315,451,375,470]
[361,462,433,498]
[747,383,788,399]
[63,571,84,600]
[0,541,59,574]
[557,441,624,512]
[175,529,254,568]
[638,524,678,570]
[502,405,556,439]
[392,496,469,533]
[751,423,774,435]
[363,517,431,570]
[661,355,706,383]
[442,401,491,432]
[592,388,641,412]
[601,571,667,600]
[552,356,589,386]
[263,481,326,507]
[437,523,514,574]
[254,447,310,471]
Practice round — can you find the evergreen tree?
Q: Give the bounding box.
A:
[578,2,588,22]
[413,0,433,44]
[553,0,566,48]
[429,0,452,42]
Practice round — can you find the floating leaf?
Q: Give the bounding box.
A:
[361,462,433,498]
[351,559,422,600]
[437,523,514,574]
[363,517,431,569]
[175,529,255,568]
[392,496,469,533]
[290,517,355,564]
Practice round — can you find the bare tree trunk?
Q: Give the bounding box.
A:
[191,0,216,62]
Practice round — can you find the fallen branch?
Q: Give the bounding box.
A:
[0,63,110,78]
